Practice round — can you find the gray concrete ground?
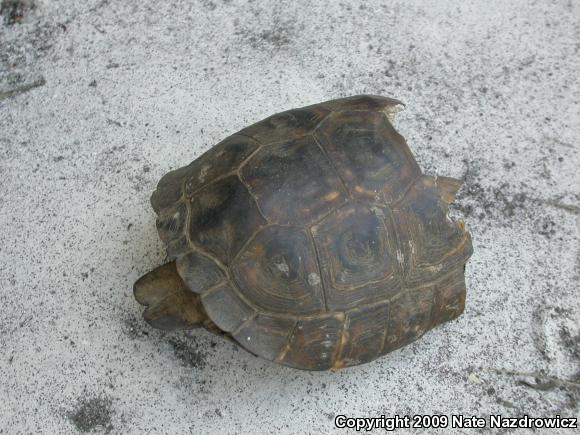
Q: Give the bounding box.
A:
[0,0,578,433]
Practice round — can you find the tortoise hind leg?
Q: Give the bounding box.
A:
[133,261,208,331]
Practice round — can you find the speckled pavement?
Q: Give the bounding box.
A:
[0,0,578,433]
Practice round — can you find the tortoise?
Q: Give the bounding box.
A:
[134,95,473,370]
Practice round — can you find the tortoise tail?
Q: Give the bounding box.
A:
[133,262,208,331]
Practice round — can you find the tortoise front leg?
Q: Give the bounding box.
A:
[133,262,208,331]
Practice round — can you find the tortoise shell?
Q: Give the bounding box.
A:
[149,95,473,370]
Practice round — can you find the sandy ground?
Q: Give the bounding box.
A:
[0,0,578,433]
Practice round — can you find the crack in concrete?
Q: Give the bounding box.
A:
[0,76,45,101]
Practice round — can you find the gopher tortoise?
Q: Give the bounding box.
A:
[134,95,473,370]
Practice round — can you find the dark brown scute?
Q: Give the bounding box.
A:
[314,110,420,203]
[151,136,259,214]
[134,262,207,330]
[383,288,434,353]
[240,135,346,225]
[279,313,344,371]
[240,106,330,144]
[150,165,189,214]
[431,267,467,325]
[201,284,254,333]
[318,95,404,113]
[336,301,391,367]
[176,251,226,294]
[311,203,402,310]
[233,314,295,361]
[232,226,325,315]
[393,176,472,286]
[155,202,190,259]
[183,134,260,196]
[435,176,463,204]
[188,175,267,264]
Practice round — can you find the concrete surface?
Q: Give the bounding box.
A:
[0,0,578,433]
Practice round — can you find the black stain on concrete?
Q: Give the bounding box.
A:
[123,314,150,340]
[168,336,208,369]
[454,179,530,222]
[68,395,114,433]
[452,159,576,239]
[559,326,580,363]
[234,17,296,51]
[1,0,35,25]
